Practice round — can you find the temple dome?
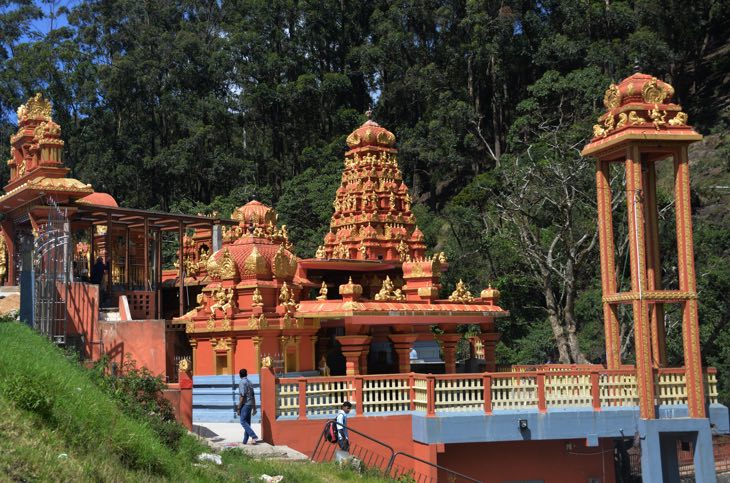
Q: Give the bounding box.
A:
[208,236,298,281]
[602,72,676,110]
[346,120,396,149]
[232,200,277,226]
[78,192,118,207]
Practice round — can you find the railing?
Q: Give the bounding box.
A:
[275,367,719,419]
[311,420,482,483]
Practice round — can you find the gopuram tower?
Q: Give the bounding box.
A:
[317,118,427,262]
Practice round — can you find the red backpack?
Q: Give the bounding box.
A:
[324,420,338,444]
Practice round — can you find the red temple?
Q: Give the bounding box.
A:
[1,81,727,482]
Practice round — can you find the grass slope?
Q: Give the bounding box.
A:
[0,321,385,482]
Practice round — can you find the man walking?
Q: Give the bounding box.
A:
[335,401,352,452]
[235,368,259,445]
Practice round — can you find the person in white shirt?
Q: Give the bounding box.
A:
[335,401,352,451]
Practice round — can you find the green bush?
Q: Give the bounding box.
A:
[1,374,53,420]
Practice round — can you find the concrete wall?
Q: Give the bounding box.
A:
[438,438,615,483]
[99,319,167,376]
[62,282,100,358]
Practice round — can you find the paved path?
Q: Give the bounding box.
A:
[193,422,308,461]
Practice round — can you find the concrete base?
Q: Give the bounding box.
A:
[639,418,716,483]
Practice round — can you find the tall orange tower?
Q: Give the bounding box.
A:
[318,118,427,262]
[582,73,705,419]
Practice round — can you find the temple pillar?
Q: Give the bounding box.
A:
[674,146,705,418]
[389,333,419,373]
[596,160,622,369]
[480,332,501,372]
[438,333,461,374]
[643,160,667,367]
[625,145,655,419]
[336,335,371,376]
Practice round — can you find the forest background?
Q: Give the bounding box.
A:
[1,0,729,399]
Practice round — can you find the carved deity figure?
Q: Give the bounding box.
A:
[448,279,474,303]
[252,287,264,307]
[210,287,236,314]
[374,275,405,301]
[649,104,667,130]
[315,245,327,259]
[316,281,328,301]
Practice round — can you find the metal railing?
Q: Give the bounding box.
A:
[311,420,482,483]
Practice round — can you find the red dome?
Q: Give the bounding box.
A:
[232,200,277,225]
[346,120,396,150]
[78,192,118,207]
[209,237,298,281]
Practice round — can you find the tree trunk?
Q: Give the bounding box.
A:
[544,278,571,363]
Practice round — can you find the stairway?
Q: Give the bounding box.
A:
[192,375,261,423]
[98,307,121,322]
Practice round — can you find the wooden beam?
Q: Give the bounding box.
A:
[144,217,149,291]
[178,221,184,318]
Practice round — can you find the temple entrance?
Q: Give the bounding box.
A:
[32,201,71,345]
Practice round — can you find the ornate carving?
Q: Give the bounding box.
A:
[449,279,474,303]
[272,245,297,279]
[315,245,326,259]
[642,77,672,104]
[221,316,231,331]
[397,240,409,262]
[603,83,621,109]
[261,355,272,368]
[316,281,328,300]
[212,338,229,351]
[649,104,667,130]
[279,282,296,311]
[374,275,405,301]
[252,287,264,307]
[17,93,52,121]
[195,292,205,310]
[210,287,236,314]
[207,252,221,279]
[219,248,237,279]
[206,316,215,330]
[243,246,268,277]
[628,111,646,125]
[615,112,628,129]
[178,358,190,372]
[668,112,688,126]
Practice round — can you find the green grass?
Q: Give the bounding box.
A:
[0,320,387,482]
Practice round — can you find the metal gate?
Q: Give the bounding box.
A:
[32,199,71,345]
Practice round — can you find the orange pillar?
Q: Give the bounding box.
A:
[643,160,667,367]
[336,335,371,376]
[596,160,622,369]
[178,365,193,431]
[480,333,501,372]
[674,146,705,418]
[259,365,277,444]
[625,145,655,419]
[389,334,419,373]
[439,334,461,374]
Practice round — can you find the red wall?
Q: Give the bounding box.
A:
[99,319,167,376]
[438,438,616,483]
[62,282,100,358]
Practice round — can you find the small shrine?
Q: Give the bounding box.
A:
[180,117,507,377]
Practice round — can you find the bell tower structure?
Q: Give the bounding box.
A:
[582,73,705,419]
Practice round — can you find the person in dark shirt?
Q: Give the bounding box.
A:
[235,368,259,445]
[90,257,106,285]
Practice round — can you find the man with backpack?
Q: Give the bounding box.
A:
[235,368,259,445]
[335,401,352,451]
